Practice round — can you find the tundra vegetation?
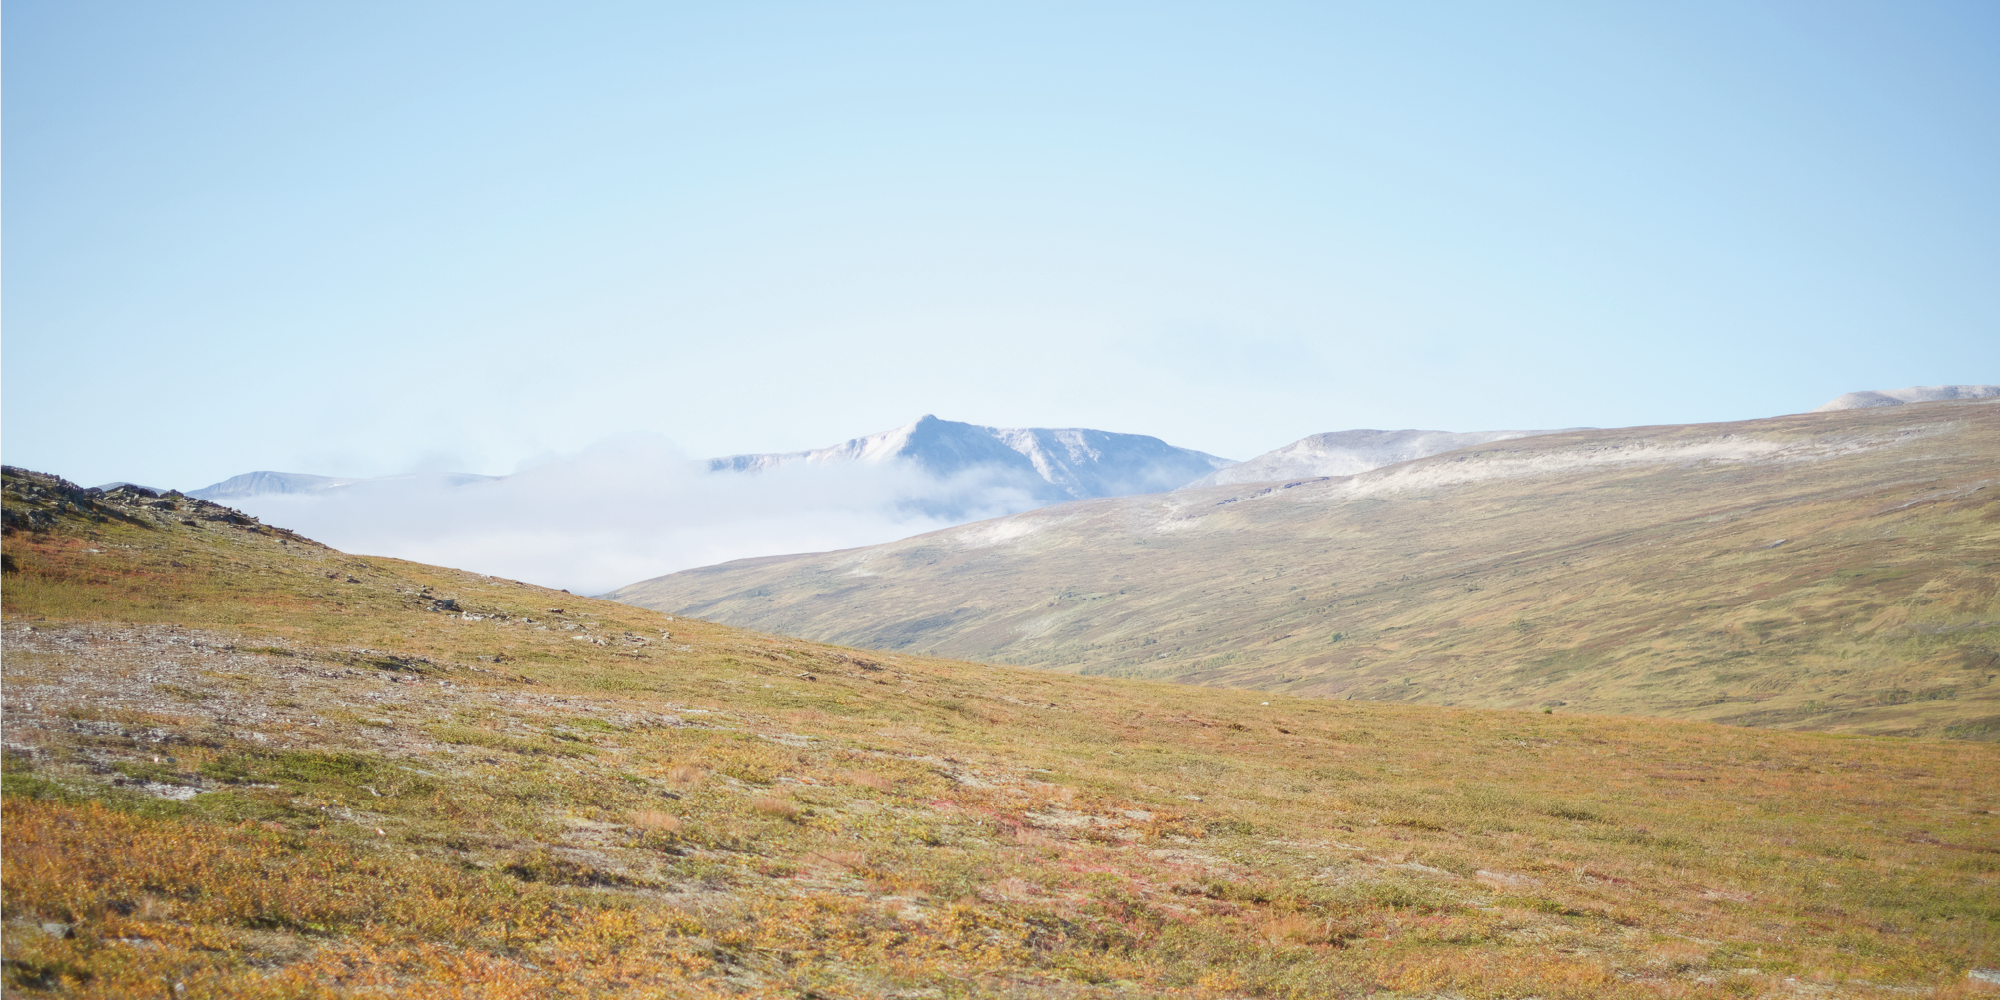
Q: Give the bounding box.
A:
[611,401,2000,741]
[2,466,1996,998]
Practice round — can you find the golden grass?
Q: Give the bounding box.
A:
[834,768,894,791]
[750,795,802,822]
[3,467,1998,996]
[628,809,681,833]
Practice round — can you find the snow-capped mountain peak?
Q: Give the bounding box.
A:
[709,415,1232,504]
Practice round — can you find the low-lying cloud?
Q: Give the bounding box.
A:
[224,438,1044,595]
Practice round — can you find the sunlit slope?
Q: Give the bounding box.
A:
[4,467,1998,996]
[611,401,2000,738]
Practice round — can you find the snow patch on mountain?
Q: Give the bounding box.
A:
[1812,385,1999,412]
[948,511,1062,551]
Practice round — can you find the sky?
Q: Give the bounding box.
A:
[6,0,1999,491]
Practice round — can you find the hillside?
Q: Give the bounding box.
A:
[4,466,1996,996]
[610,400,2000,740]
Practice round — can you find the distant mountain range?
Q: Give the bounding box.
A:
[171,384,1990,591]
[190,385,1991,505]
[188,416,1231,513]
[189,470,499,502]
[189,421,1557,505]
[177,417,1236,592]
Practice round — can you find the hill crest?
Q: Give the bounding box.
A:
[1813,383,1999,411]
[1185,427,1567,488]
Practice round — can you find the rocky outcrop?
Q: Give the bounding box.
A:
[2,466,320,546]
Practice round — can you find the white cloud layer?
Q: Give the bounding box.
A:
[224,438,1041,595]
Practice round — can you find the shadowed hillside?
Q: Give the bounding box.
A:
[611,400,2000,740]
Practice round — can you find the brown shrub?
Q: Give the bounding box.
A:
[752,796,801,822]
[628,809,680,833]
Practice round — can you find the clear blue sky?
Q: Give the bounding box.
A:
[7,1,1997,489]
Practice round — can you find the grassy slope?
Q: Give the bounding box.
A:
[609,401,2000,740]
[2,467,1997,998]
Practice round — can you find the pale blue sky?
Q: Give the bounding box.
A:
[7,1,1997,489]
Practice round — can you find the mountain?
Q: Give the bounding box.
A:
[1185,428,1562,488]
[191,416,1232,511]
[5,464,1994,995]
[188,470,497,502]
[709,414,1234,511]
[175,418,1233,591]
[608,398,2000,739]
[1813,383,1999,411]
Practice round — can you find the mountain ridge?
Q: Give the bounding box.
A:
[190,415,1233,511]
[715,413,1237,506]
[1812,383,1999,411]
[1185,427,1567,488]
